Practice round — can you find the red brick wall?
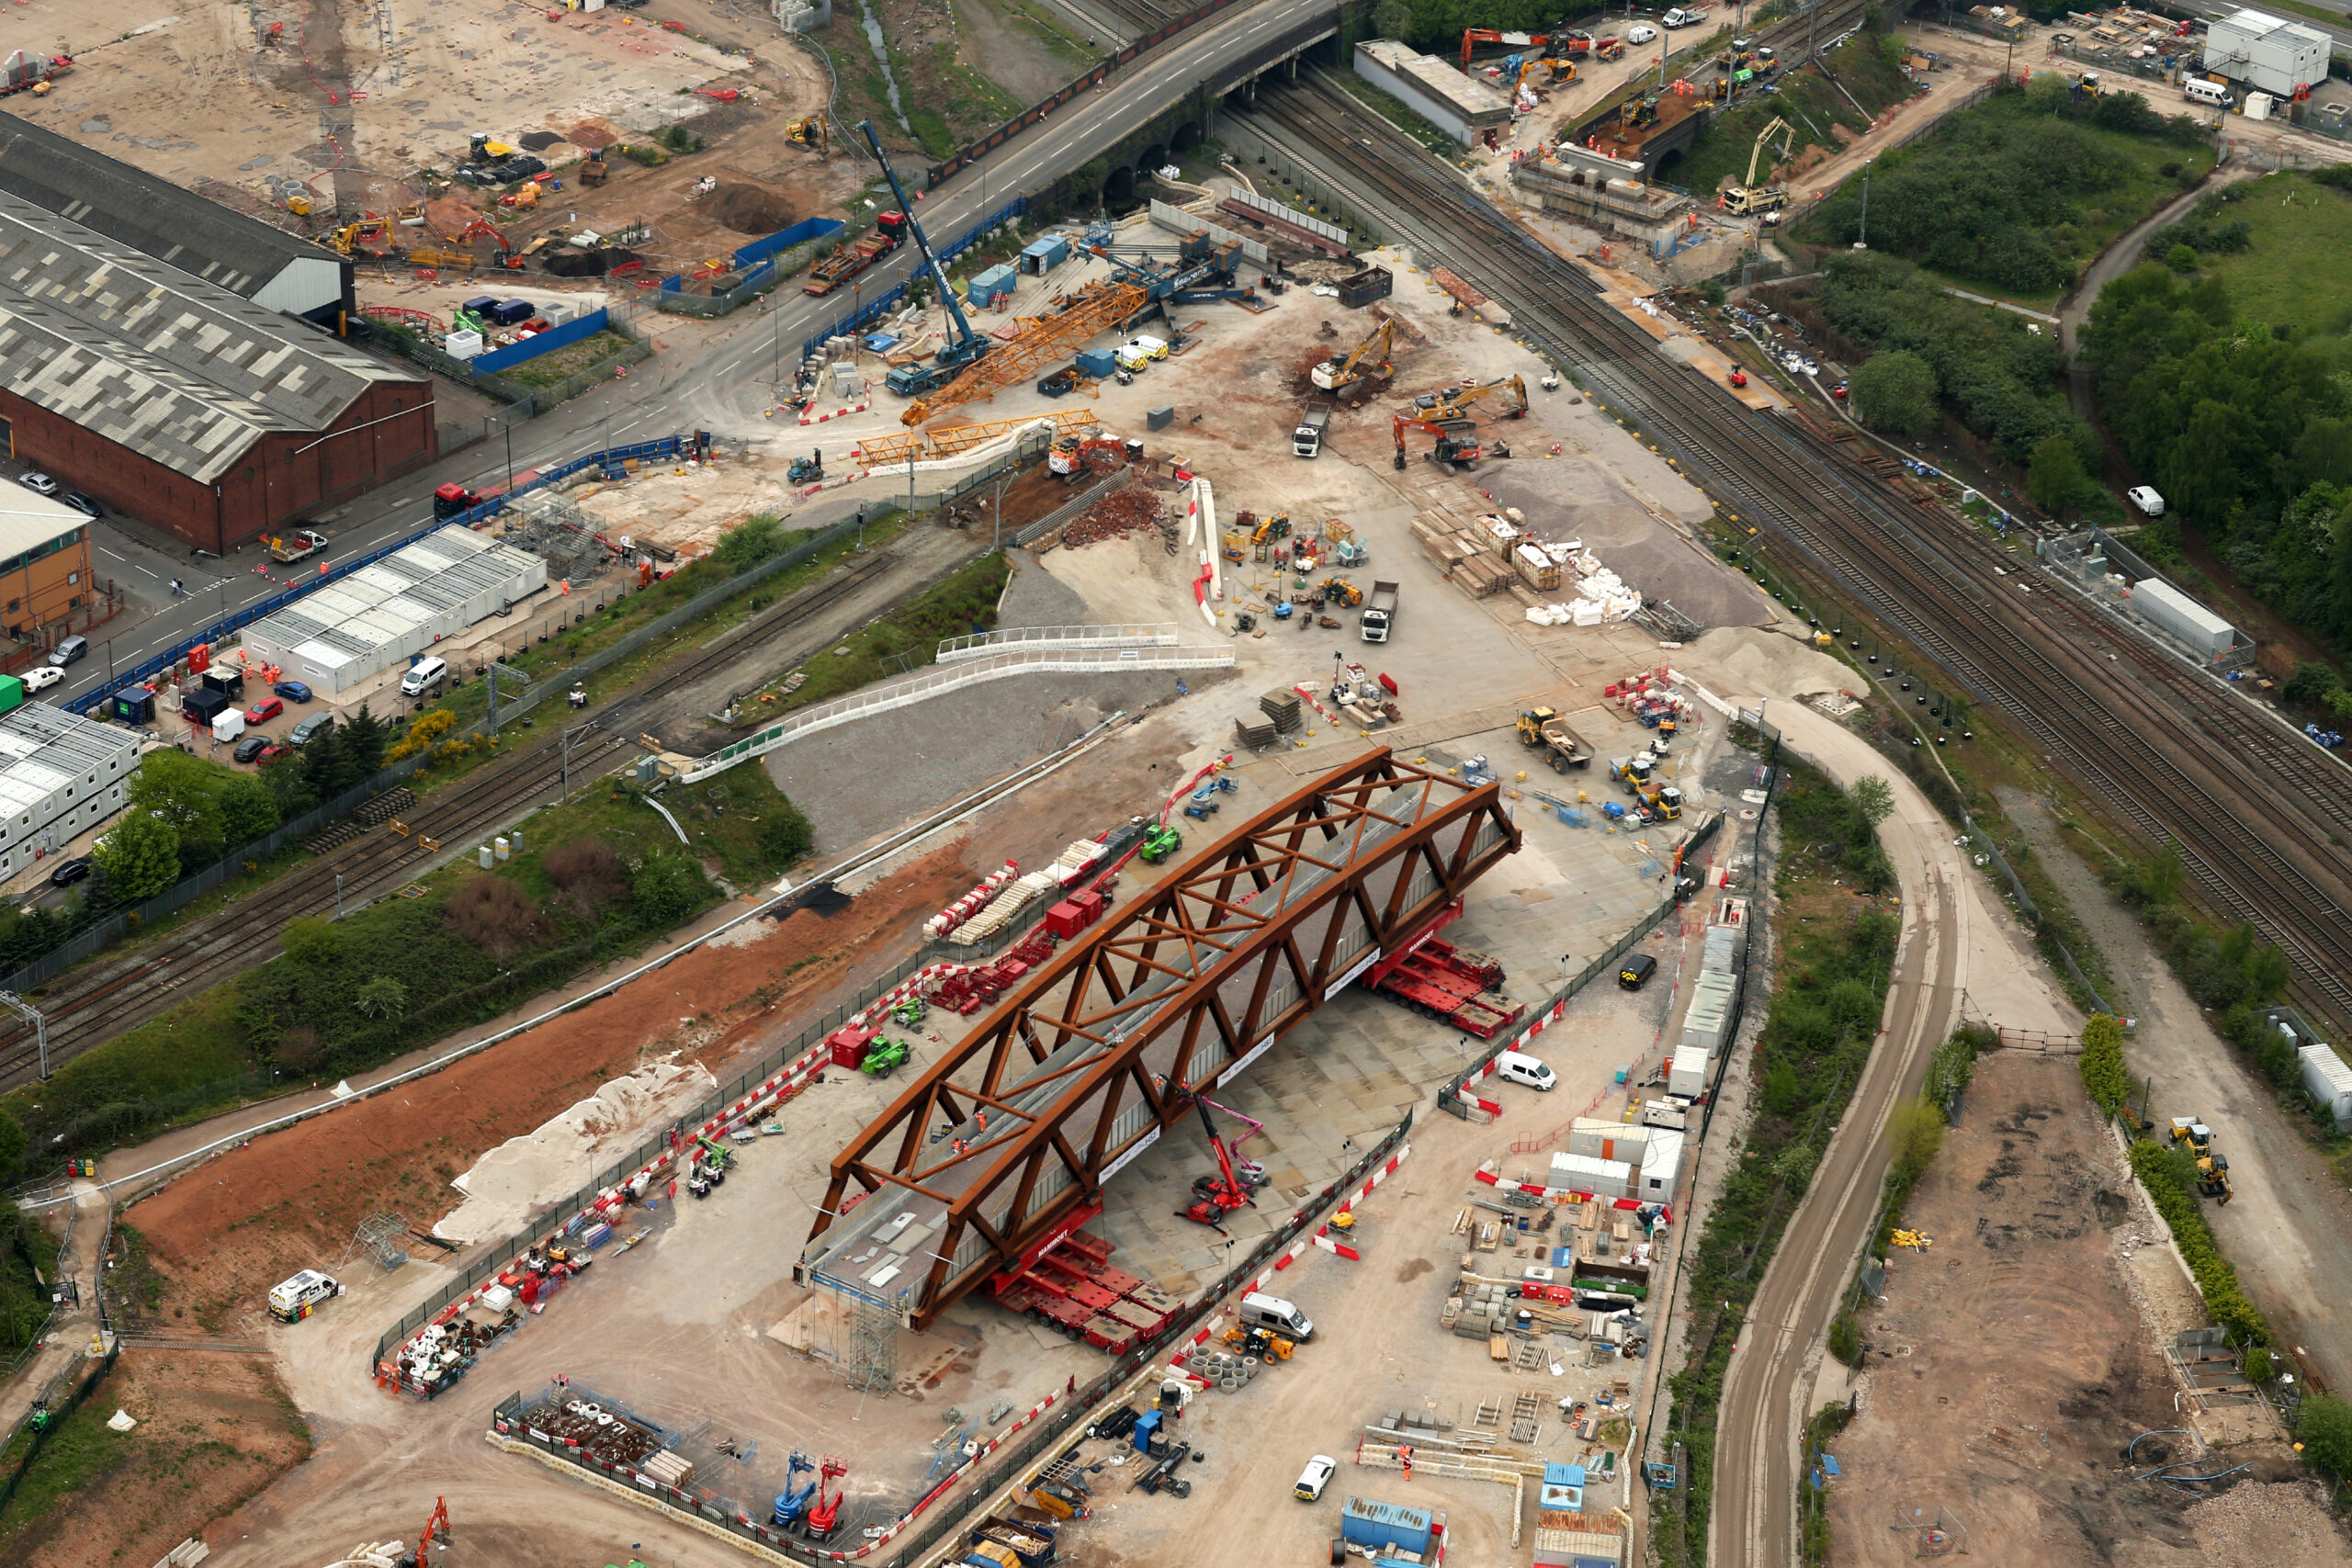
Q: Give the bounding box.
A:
[0,372,438,553]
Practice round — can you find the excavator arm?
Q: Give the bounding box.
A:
[1313,318,1395,392]
[1743,117,1793,189]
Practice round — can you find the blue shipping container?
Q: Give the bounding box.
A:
[1075,348,1117,378]
[1341,1498,1433,1555]
[1020,235,1070,274]
[971,263,1017,303]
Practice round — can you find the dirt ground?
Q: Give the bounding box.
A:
[0,1350,311,1568]
[1825,1052,2343,1566]
[120,842,975,1333]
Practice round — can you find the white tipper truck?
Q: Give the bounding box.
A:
[1293,408,1330,458]
[1360,580,1399,642]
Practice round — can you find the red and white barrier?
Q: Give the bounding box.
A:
[799,399,871,425]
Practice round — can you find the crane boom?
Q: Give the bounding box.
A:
[857,119,986,394]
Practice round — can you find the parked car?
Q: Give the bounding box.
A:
[48,857,89,887]
[256,741,293,765]
[1626,23,1658,42]
[1294,1456,1337,1502]
[51,636,86,666]
[288,713,334,747]
[244,696,283,726]
[60,492,102,519]
[20,665,61,692]
[273,680,314,704]
[1619,952,1658,989]
[232,734,272,764]
[17,472,57,496]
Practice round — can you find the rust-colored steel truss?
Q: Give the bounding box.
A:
[798,748,1521,1326]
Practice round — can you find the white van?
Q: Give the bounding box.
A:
[2184,77,2230,107]
[268,1269,343,1323]
[401,655,448,697]
[1495,1050,1557,1091]
[1239,1291,1314,1340]
[1129,334,1170,361]
[2127,485,2165,518]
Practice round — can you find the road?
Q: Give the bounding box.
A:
[1707,706,1985,1568]
[42,0,1326,712]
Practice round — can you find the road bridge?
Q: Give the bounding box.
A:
[797,747,1519,1328]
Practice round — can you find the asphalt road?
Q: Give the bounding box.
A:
[44,0,1323,710]
[1710,707,1968,1568]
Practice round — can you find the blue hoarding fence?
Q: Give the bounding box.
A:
[733,215,842,270]
[79,434,699,719]
[469,308,612,376]
[798,197,1027,361]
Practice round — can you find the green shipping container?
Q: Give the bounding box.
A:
[0,675,25,716]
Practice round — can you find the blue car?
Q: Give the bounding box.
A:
[274,681,314,704]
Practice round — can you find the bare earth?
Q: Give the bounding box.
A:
[1827,1052,2346,1566]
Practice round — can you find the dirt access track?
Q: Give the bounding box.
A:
[0,0,854,257]
[1826,1051,2347,1567]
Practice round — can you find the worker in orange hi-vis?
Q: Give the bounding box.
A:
[318,559,329,575]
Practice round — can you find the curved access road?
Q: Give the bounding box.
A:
[1707,703,1984,1568]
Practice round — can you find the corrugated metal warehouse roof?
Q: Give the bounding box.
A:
[0,187,403,484]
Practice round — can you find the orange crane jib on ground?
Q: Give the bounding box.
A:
[902,280,1148,426]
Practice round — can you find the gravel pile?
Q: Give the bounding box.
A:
[996,552,1093,630]
[1060,486,1164,548]
[2183,1479,2348,1565]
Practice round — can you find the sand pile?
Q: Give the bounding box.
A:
[435,1057,716,1244]
[1688,626,1852,702]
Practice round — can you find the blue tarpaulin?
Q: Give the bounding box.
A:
[470,308,612,375]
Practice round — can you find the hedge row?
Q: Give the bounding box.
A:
[2128,1140,2268,1345]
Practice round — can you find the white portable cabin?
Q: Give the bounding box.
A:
[1548,1151,1634,1201]
[1640,1129,1685,1198]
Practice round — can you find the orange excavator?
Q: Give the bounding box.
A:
[1393,414,1487,471]
[455,214,526,268]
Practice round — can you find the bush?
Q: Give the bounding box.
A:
[543,839,628,919]
[1826,1312,1862,1367]
[444,875,542,962]
[1886,1096,1946,1186]
[388,711,458,764]
[280,916,343,968]
[2244,1345,2272,1382]
[2079,1013,2131,1115]
[90,812,179,902]
[2297,1393,2352,1479]
[2129,1139,2267,1343]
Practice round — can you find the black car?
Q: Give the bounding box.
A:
[232,733,271,764]
[61,492,102,519]
[48,857,90,887]
[1618,952,1658,990]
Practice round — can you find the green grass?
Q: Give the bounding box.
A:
[2196,172,2352,339]
[2250,0,2349,28]
[496,330,634,389]
[985,0,1098,67]
[0,1387,134,1548]
[1323,68,1459,154]
[766,550,1011,714]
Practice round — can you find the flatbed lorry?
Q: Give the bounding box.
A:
[805,210,907,296]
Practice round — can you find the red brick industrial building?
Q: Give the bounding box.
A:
[0,179,435,555]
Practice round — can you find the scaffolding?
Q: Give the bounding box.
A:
[350,1213,412,1272]
[844,1292,899,1393]
[499,489,613,579]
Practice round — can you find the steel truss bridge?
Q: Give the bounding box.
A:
[798,748,1521,1327]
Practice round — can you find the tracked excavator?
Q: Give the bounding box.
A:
[1393,414,1488,471]
[1413,375,1529,423]
[1312,317,1396,393]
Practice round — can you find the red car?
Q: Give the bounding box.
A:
[244,695,284,726]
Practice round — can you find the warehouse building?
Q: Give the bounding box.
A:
[0,488,96,645]
[236,525,547,695]
[1355,40,1515,145]
[2201,8,2329,96]
[0,111,352,324]
[0,188,435,554]
[0,701,144,879]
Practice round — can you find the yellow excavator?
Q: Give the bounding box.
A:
[786,116,829,153]
[1413,375,1528,423]
[1312,317,1396,393]
[1722,117,1794,217]
[327,218,388,255]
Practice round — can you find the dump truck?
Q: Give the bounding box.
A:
[1293,408,1330,459]
[804,209,907,296]
[1360,580,1399,643]
[1516,707,1591,772]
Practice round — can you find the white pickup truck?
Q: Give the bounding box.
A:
[1663,6,1710,27]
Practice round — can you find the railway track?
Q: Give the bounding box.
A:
[0,549,909,1089]
[1242,75,2352,1032]
[1078,0,1172,41]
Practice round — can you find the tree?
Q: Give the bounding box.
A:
[629,852,713,925]
[0,1107,25,1188]
[2297,1393,2352,1480]
[89,812,179,902]
[128,750,225,855]
[1848,350,1938,438]
[1826,1311,1862,1367]
[280,915,343,968]
[1761,1057,1803,1118]
[261,755,318,820]
[1886,1095,1946,1185]
[217,774,280,846]
[2141,842,2185,906]
[343,703,388,779]
[1850,774,1894,829]
[2280,660,2342,710]
[301,727,356,798]
[1771,1142,1817,1192]
[1372,0,1412,39]
[2244,1346,2273,1382]
[2026,435,2088,520]
[757,796,814,871]
[2165,242,2199,273]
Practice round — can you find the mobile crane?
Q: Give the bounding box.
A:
[1312,317,1396,393]
[860,120,990,399]
[1413,375,1529,423]
[1176,1085,1260,1226]
[1722,117,1794,217]
[1392,413,1485,471]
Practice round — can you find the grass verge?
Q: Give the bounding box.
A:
[1652,753,1899,1568]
